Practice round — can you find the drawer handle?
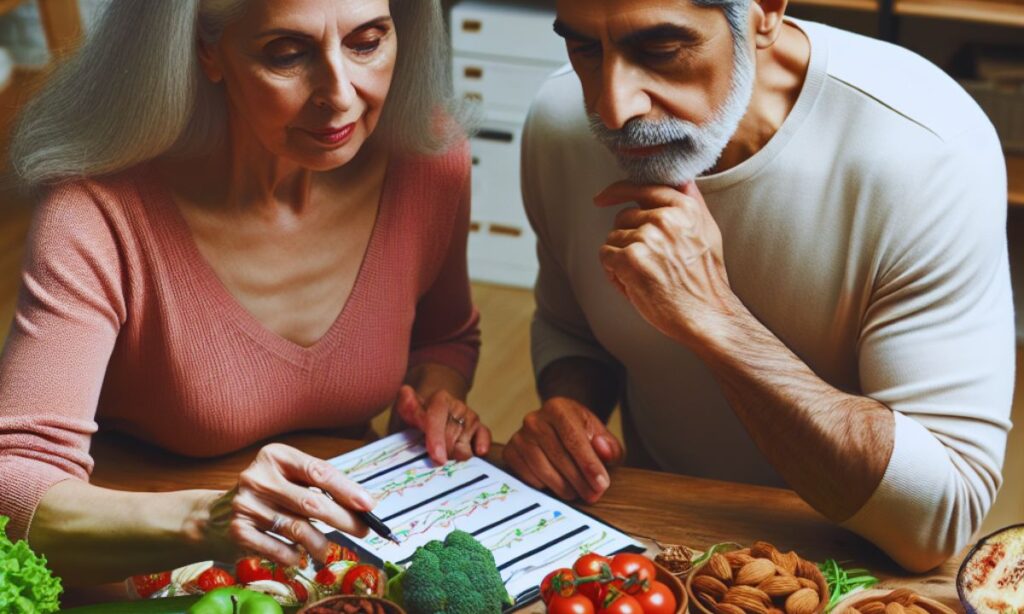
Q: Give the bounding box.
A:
[490,224,522,237]
[475,129,514,143]
[463,92,483,102]
[472,156,480,166]
[470,221,482,232]
[464,66,483,79]
[461,19,482,32]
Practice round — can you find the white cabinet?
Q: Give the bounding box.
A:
[451,0,566,288]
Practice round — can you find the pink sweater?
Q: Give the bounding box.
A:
[0,145,480,542]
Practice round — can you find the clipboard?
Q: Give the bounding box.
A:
[317,430,644,611]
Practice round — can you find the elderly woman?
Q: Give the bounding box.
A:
[0,0,490,585]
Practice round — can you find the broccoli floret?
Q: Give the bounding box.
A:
[387,530,513,614]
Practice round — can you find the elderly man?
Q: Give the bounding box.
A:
[503,0,1013,571]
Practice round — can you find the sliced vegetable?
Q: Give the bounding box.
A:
[958,524,1024,614]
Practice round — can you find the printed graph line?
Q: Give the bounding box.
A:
[368,463,469,500]
[381,474,489,523]
[485,510,568,552]
[471,503,541,538]
[336,436,424,478]
[496,525,589,572]
[358,453,430,485]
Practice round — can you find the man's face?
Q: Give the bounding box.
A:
[554,0,754,185]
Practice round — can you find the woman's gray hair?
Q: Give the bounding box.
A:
[10,0,468,188]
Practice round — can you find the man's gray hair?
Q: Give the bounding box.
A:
[10,0,468,188]
[692,0,750,45]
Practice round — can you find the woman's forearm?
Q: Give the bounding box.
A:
[29,480,223,586]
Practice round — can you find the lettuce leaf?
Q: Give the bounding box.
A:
[0,515,62,613]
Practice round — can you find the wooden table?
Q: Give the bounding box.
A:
[63,431,964,611]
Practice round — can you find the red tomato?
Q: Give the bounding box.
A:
[315,566,339,587]
[573,553,611,580]
[195,567,235,592]
[340,563,386,597]
[541,568,577,603]
[596,589,644,614]
[325,542,359,565]
[130,571,171,598]
[548,594,596,614]
[235,557,275,583]
[609,553,655,595]
[288,578,309,603]
[573,553,612,604]
[635,581,677,614]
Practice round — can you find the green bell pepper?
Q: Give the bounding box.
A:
[186,587,283,614]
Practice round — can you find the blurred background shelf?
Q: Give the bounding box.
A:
[1009,153,1024,207]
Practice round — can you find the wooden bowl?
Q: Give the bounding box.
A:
[685,550,830,614]
[298,595,406,614]
[653,559,690,614]
[831,589,957,614]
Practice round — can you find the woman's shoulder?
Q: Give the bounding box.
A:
[30,165,156,249]
[390,138,471,196]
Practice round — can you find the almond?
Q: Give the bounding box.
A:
[726,585,772,606]
[885,603,907,614]
[698,592,721,611]
[772,551,800,576]
[785,588,820,614]
[726,551,758,570]
[768,609,787,614]
[718,604,747,614]
[724,586,771,614]
[884,590,917,607]
[775,563,794,577]
[848,609,863,614]
[736,559,777,586]
[797,578,819,591]
[751,541,778,560]
[859,602,886,614]
[693,574,730,601]
[907,606,929,614]
[757,575,801,598]
[795,559,819,580]
[700,553,734,584]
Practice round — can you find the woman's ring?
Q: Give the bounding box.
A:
[448,414,466,428]
[270,514,287,535]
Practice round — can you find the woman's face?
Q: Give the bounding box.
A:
[201,0,397,170]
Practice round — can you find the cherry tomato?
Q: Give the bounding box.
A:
[195,567,235,592]
[597,588,644,614]
[573,553,611,580]
[573,553,612,604]
[325,542,359,565]
[635,580,677,614]
[541,568,577,603]
[340,563,386,597]
[549,594,596,614]
[609,553,655,595]
[130,571,171,598]
[235,557,275,583]
[288,578,309,603]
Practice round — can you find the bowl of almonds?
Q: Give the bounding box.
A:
[830,589,957,614]
[685,541,830,614]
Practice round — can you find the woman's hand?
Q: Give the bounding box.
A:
[394,385,492,464]
[203,443,374,567]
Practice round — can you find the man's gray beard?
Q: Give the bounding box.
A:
[588,44,756,186]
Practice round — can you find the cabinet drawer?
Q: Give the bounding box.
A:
[469,121,527,228]
[451,1,566,65]
[454,56,557,117]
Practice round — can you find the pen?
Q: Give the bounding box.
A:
[358,509,402,546]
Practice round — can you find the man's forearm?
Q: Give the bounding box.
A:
[692,298,894,521]
[537,356,621,423]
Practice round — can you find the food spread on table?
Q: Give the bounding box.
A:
[12,432,1019,614]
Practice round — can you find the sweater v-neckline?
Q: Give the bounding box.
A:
[142,158,395,366]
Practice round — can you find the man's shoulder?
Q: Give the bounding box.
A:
[525,65,594,144]
[809,20,992,142]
